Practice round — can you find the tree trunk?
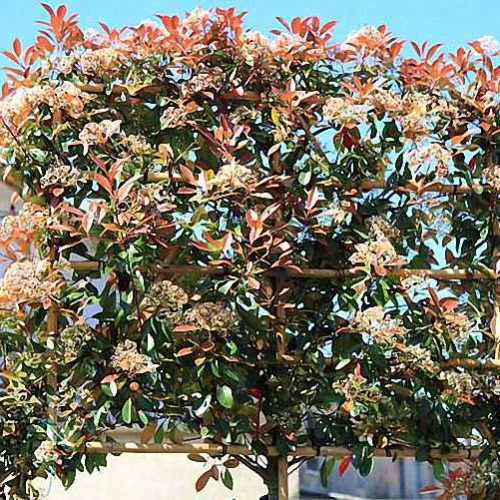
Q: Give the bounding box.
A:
[265,456,288,500]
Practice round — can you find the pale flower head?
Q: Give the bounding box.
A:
[34,440,59,465]
[341,25,386,51]
[0,259,62,306]
[473,35,500,57]
[184,301,239,335]
[182,7,213,30]
[78,119,121,154]
[406,143,452,178]
[205,160,259,194]
[41,164,82,189]
[111,339,158,378]
[323,96,369,127]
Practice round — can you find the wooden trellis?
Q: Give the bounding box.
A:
[42,176,500,500]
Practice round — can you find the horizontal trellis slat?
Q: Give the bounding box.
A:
[69,261,495,281]
[85,441,483,461]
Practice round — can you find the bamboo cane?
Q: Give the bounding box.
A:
[145,172,488,194]
[69,261,495,281]
[85,441,483,461]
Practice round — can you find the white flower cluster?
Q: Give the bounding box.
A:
[41,164,82,189]
[322,96,369,127]
[354,306,406,347]
[350,216,405,269]
[0,259,61,306]
[78,119,121,154]
[341,25,385,51]
[205,161,259,194]
[0,203,49,241]
[473,35,500,57]
[406,143,452,178]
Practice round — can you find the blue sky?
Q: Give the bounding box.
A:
[0,0,498,59]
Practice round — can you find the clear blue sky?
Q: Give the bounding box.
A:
[0,1,498,59]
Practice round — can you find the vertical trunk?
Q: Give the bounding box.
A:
[265,456,288,500]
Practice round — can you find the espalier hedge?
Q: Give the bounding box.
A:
[0,4,498,499]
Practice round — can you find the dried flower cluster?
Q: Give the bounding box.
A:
[354,306,406,347]
[205,161,259,195]
[393,345,439,375]
[78,119,121,154]
[184,302,239,334]
[110,340,158,378]
[332,373,385,407]
[0,259,61,306]
[57,324,94,363]
[142,280,189,322]
[438,370,477,404]
[41,164,82,188]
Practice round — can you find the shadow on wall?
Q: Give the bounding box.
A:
[300,457,436,499]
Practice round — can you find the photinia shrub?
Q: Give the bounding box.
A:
[0,4,498,499]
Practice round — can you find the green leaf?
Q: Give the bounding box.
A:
[193,394,212,417]
[320,458,335,487]
[217,385,234,409]
[221,470,234,490]
[359,456,373,477]
[121,398,133,424]
[335,358,351,370]
[433,459,445,481]
[102,381,118,397]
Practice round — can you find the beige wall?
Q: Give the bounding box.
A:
[42,455,300,500]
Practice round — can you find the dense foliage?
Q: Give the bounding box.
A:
[0,4,499,498]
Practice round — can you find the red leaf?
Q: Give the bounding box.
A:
[291,17,303,35]
[56,5,67,18]
[275,16,290,32]
[209,465,219,480]
[426,43,442,60]
[420,484,442,495]
[101,373,119,384]
[439,297,458,312]
[195,470,212,492]
[13,39,22,58]
[305,187,320,212]
[338,455,352,477]
[41,3,55,17]
[320,20,337,34]
[172,325,198,333]
[179,165,197,185]
[177,346,196,357]
[94,174,114,197]
[451,130,473,146]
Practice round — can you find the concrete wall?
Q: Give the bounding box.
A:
[42,455,300,500]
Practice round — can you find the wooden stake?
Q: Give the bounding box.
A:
[277,455,289,500]
[47,303,58,421]
[47,247,59,422]
[493,215,500,362]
